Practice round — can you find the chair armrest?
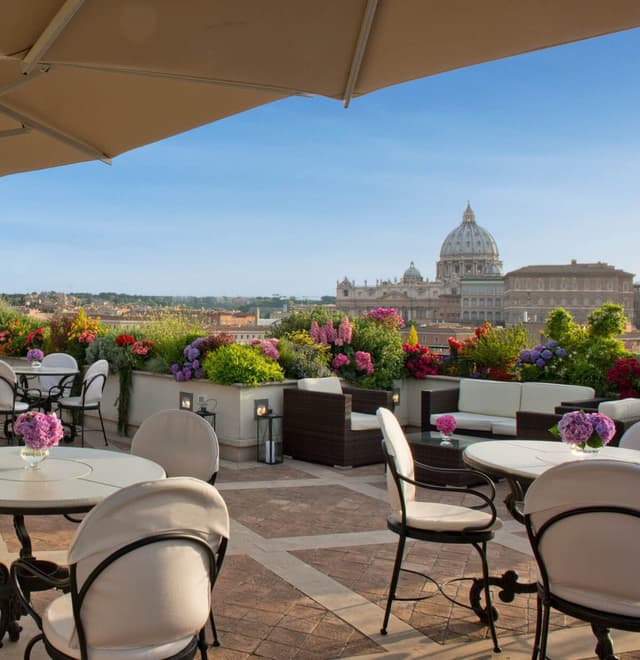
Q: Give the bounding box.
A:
[554,397,612,414]
[283,388,351,432]
[515,411,561,440]
[421,388,460,430]
[342,385,392,414]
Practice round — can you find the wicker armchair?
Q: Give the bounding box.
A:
[283,377,392,467]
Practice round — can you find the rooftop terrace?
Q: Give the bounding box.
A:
[2,427,640,659]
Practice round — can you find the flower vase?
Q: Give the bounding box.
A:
[31,361,42,368]
[440,433,453,447]
[20,446,50,469]
[571,443,600,457]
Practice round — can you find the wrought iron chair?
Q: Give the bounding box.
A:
[57,359,109,446]
[12,477,229,660]
[23,352,78,412]
[131,409,219,484]
[0,359,31,441]
[377,407,501,653]
[524,460,640,660]
[619,420,640,449]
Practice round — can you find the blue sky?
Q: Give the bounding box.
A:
[1,28,639,298]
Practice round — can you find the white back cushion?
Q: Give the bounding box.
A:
[599,398,640,422]
[458,378,521,418]
[298,377,343,395]
[520,383,595,414]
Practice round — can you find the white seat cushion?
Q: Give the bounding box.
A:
[491,420,517,436]
[350,412,379,431]
[0,401,29,413]
[390,501,502,533]
[431,412,510,433]
[599,398,640,421]
[520,382,595,414]
[297,377,343,394]
[58,396,98,409]
[43,594,197,659]
[551,584,640,618]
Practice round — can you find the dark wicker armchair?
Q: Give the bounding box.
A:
[283,379,392,467]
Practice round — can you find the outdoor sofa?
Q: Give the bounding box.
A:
[421,378,595,438]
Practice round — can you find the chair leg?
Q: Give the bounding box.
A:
[209,609,220,646]
[197,628,208,660]
[532,593,543,660]
[474,541,501,653]
[24,633,44,660]
[80,409,85,448]
[539,599,552,660]
[381,533,406,635]
[97,405,108,446]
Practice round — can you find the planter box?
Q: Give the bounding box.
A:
[94,371,297,462]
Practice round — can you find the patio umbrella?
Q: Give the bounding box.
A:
[1,0,639,177]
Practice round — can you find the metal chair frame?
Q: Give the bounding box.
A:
[0,370,31,442]
[57,371,108,447]
[526,505,640,660]
[11,531,228,660]
[381,439,501,653]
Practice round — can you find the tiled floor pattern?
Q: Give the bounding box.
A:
[1,428,639,659]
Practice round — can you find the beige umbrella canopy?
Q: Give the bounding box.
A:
[1,0,639,177]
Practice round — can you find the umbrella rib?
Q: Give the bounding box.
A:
[46,61,315,98]
[0,103,111,164]
[21,0,86,75]
[343,0,379,109]
[0,126,31,139]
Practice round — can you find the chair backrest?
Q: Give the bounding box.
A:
[0,360,17,410]
[297,377,343,394]
[40,353,78,396]
[82,359,109,404]
[131,409,219,481]
[67,477,229,651]
[618,420,640,449]
[524,460,640,615]
[377,407,415,511]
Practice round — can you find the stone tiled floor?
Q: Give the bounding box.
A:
[1,428,639,659]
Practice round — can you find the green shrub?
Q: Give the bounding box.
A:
[277,331,330,378]
[203,344,285,386]
[270,309,345,339]
[351,317,404,389]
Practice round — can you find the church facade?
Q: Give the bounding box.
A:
[336,204,504,323]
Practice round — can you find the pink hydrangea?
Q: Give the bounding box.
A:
[354,351,374,375]
[252,338,280,361]
[14,412,63,450]
[332,353,350,370]
[436,415,457,435]
[557,411,595,446]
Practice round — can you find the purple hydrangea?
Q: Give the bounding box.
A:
[14,412,63,449]
[558,411,594,446]
[588,413,615,445]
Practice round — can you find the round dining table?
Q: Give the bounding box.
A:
[0,446,165,644]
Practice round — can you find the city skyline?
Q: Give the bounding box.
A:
[1,28,639,297]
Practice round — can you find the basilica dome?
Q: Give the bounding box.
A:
[440,203,499,258]
[402,261,423,283]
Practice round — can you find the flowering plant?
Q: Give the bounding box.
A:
[171,334,234,382]
[435,415,457,436]
[607,357,640,399]
[251,338,280,361]
[25,328,45,349]
[14,411,63,450]
[551,410,616,450]
[26,348,44,363]
[364,308,405,330]
[403,343,439,379]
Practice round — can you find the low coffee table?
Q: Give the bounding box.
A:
[405,431,492,485]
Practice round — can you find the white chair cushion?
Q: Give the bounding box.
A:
[599,398,640,421]
[458,379,521,418]
[520,382,595,414]
[0,401,29,413]
[431,412,510,433]
[390,501,502,533]
[551,584,640,619]
[43,594,197,659]
[491,420,517,436]
[350,412,379,431]
[297,377,343,394]
[58,396,98,409]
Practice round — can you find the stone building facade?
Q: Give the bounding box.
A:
[503,261,634,325]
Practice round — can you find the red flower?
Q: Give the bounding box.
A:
[116,334,135,347]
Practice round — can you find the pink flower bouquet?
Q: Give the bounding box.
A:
[14,412,63,450]
[436,415,457,436]
[552,410,616,450]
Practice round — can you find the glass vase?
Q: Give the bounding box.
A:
[20,446,49,469]
[570,443,600,457]
[31,360,42,368]
[439,433,453,447]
